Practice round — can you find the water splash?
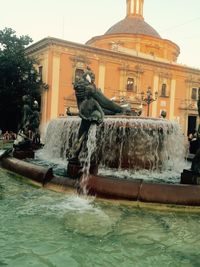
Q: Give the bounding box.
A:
[39,116,186,183]
[38,117,80,163]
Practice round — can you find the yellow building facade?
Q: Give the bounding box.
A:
[26,0,200,137]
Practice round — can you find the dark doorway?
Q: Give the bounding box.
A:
[187,115,197,136]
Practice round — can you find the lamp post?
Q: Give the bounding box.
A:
[141,87,158,117]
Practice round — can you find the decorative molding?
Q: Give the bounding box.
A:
[179,99,198,112]
[145,43,161,49]
[135,64,144,73]
[109,41,124,52]
[158,72,173,80]
[119,64,144,74]
[69,54,91,68]
[185,75,200,85]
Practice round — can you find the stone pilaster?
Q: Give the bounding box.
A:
[50,53,60,119]
[169,79,176,120]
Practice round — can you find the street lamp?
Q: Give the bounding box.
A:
[141,87,158,117]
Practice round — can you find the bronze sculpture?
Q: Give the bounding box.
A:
[21,95,32,131]
[14,96,41,152]
[67,66,137,168]
[74,66,130,116]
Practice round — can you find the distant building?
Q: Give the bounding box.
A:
[26,0,200,136]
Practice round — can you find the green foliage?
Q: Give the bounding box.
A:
[0,28,46,132]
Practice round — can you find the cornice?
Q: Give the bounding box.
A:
[86,33,179,50]
[26,37,200,74]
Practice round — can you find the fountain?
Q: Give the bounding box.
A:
[42,116,184,174]
[1,67,200,207]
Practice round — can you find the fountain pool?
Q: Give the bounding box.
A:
[1,115,197,205]
[43,116,185,172]
[1,168,200,267]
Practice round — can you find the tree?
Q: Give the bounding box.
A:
[0,28,46,132]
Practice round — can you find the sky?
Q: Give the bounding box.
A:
[0,0,200,69]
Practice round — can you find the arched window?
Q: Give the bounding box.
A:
[127,77,134,91]
[161,83,167,97]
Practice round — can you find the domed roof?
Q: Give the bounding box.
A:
[104,17,161,39]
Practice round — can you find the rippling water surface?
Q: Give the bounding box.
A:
[0,168,200,267]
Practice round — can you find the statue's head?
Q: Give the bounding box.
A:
[83,67,95,84]
[33,100,39,109]
[160,110,167,118]
[22,95,30,104]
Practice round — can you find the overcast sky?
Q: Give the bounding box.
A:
[0,0,200,69]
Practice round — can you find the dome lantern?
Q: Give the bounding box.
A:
[126,0,144,19]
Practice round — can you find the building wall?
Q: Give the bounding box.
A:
[27,38,200,137]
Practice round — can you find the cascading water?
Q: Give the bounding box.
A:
[97,117,185,171]
[79,124,97,193]
[38,116,186,183]
[80,124,97,177]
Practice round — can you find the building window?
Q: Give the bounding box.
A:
[161,83,167,97]
[75,68,84,81]
[126,78,134,91]
[191,88,197,100]
[38,66,43,81]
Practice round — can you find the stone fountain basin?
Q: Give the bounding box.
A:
[1,157,200,208]
[44,116,183,171]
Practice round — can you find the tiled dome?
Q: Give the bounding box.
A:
[104,17,161,39]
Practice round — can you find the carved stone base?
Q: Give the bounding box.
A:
[181,169,200,185]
